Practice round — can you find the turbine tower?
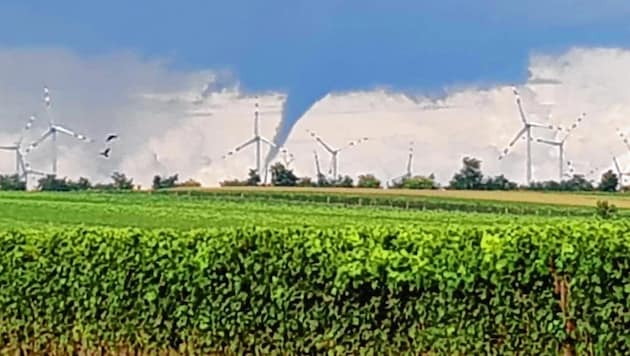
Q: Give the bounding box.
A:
[499,87,554,184]
[536,112,586,180]
[404,141,414,179]
[222,98,276,178]
[25,86,93,176]
[306,129,368,179]
[313,150,322,178]
[390,141,415,186]
[612,156,630,190]
[0,115,36,177]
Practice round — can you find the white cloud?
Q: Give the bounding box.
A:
[284,47,630,185]
[1,47,630,188]
[0,48,283,187]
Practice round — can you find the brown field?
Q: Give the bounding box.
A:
[177,186,630,209]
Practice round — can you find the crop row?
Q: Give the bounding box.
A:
[162,188,612,217]
[1,223,629,354]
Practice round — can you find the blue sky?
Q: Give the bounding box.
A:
[2,0,630,133]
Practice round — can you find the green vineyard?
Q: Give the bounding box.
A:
[0,190,629,354]
[2,223,630,354]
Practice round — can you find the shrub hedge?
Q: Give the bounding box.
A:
[0,224,629,354]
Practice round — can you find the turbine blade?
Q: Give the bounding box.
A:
[617,129,630,153]
[528,122,555,129]
[27,169,47,176]
[307,130,336,153]
[613,157,622,175]
[339,136,369,151]
[498,126,527,160]
[43,86,52,108]
[25,129,53,153]
[512,87,529,124]
[233,137,257,152]
[17,115,37,146]
[260,136,277,147]
[53,125,93,143]
[536,138,561,146]
[560,112,586,142]
[0,146,18,150]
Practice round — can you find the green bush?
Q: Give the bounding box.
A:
[596,200,617,219]
[356,174,381,188]
[0,174,26,191]
[1,224,629,354]
[391,175,436,189]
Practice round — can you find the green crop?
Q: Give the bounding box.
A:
[1,223,629,354]
[0,191,590,230]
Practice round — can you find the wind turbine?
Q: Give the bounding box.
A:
[536,112,586,180]
[498,87,554,184]
[306,130,368,179]
[222,98,276,178]
[25,86,93,176]
[0,115,36,177]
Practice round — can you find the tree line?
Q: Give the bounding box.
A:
[0,157,621,192]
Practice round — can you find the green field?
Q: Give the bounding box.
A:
[1,189,627,353]
[185,186,630,207]
[0,188,610,230]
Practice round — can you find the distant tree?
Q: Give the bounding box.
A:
[93,183,115,190]
[37,175,70,191]
[331,175,354,188]
[450,157,484,190]
[357,174,381,189]
[482,175,518,190]
[270,163,298,187]
[564,175,594,191]
[76,177,92,190]
[0,174,26,191]
[297,176,315,187]
[219,179,248,187]
[528,175,594,192]
[111,172,134,190]
[176,179,202,188]
[246,169,261,186]
[0,174,25,191]
[152,176,161,190]
[152,174,179,190]
[598,170,619,192]
[392,175,436,190]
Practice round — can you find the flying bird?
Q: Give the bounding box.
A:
[105,134,118,143]
[100,148,111,158]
